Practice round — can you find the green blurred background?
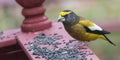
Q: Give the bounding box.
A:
[0,0,120,60]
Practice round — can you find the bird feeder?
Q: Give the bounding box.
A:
[0,0,99,60]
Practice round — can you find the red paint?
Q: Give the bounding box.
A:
[0,29,20,48]
[16,0,45,8]
[0,45,29,60]
[16,0,52,32]
[21,20,52,32]
[22,6,46,17]
[23,16,48,24]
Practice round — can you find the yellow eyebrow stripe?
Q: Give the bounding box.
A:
[60,12,71,16]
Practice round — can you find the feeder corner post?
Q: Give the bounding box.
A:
[16,0,52,32]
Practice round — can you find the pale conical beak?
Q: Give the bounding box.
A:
[57,15,65,22]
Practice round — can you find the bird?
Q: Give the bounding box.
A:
[57,10,116,46]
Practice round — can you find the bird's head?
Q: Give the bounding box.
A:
[57,10,79,25]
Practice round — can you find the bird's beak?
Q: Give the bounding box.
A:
[57,15,65,22]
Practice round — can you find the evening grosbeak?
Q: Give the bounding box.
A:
[58,10,116,46]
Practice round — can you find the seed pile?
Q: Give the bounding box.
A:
[26,33,93,60]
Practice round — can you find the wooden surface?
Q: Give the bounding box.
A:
[17,22,99,60]
[0,29,20,48]
[0,44,29,60]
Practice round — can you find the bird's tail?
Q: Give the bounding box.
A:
[99,35,116,46]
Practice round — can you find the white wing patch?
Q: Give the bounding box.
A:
[88,24,103,31]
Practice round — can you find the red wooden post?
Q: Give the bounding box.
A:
[16,0,52,32]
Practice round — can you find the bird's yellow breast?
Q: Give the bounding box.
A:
[83,32,101,41]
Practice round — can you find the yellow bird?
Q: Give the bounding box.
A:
[58,10,116,46]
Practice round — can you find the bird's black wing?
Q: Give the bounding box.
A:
[84,26,111,34]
